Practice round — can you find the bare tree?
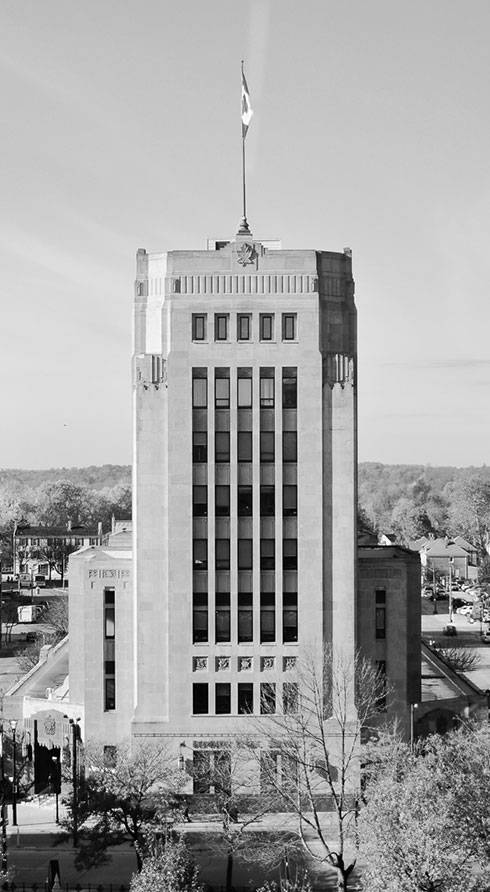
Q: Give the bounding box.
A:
[246,643,387,892]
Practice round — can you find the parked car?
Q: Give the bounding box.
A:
[481,632,490,644]
[443,624,457,637]
[456,605,473,616]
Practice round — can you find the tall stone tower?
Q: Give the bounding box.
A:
[131,231,357,763]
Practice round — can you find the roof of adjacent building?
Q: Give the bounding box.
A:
[15,525,102,538]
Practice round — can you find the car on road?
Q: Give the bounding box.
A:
[481,632,490,644]
[456,605,474,616]
[443,624,457,636]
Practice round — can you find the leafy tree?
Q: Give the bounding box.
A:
[359,727,490,891]
[247,644,386,892]
[58,740,185,871]
[445,474,490,557]
[14,596,68,673]
[35,480,94,527]
[130,838,203,892]
[389,498,432,545]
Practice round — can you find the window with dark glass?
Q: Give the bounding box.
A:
[260,593,275,643]
[215,593,230,642]
[260,682,276,714]
[238,539,253,570]
[375,589,386,640]
[283,431,297,462]
[260,486,275,517]
[215,371,230,408]
[260,539,275,570]
[193,539,208,570]
[237,370,252,407]
[238,485,253,516]
[192,377,207,408]
[215,314,229,341]
[104,588,115,711]
[282,314,296,341]
[282,368,297,408]
[216,539,230,570]
[283,682,298,714]
[193,485,207,517]
[215,432,230,463]
[238,593,253,642]
[193,684,209,715]
[238,682,254,714]
[260,432,275,463]
[193,431,207,463]
[193,750,211,793]
[237,315,251,340]
[238,431,252,462]
[215,683,231,715]
[192,314,206,341]
[283,540,297,570]
[260,314,273,341]
[193,593,208,643]
[283,485,297,517]
[215,485,230,517]
[283,593,298,642]
[260,368,274,407]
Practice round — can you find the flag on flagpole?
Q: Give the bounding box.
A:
[241,65,253,138]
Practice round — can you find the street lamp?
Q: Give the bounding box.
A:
[0,727,7,878]
[9,721,17,827]
[51,753,60,824]
[410,703,419,752]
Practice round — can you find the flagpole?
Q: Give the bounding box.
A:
[239,60,252,234]
[242,125,247,223]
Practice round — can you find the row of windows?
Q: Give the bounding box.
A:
[193,485,297,517]
[192,313,297,343]
[193,431,297,463]
[192,367,297,410]
[104,589,115,712]
[193,681,298,715]
[193,539,297,571]
[193,592,298,644]
[192,748,297,795]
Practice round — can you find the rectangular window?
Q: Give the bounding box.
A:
[260,539,275,570]
[193,684,209,715]
[282,314,296,341]
[237,373,252,408]
[283,431,297,462]
[376,589,386,640]
[283,485,297,517]
[238,431,252,462]
[104,588,115,711]
[237,315,251,341]
[215,485,230,517]
[283,593,298,642]
[238,485,253,516]
[238,593,253,642]
[193,592,208,643]
[260,485,275,517]
[260,368,274,407]
[215,372,230,409]
[215,432,230,463]
[283,540,297,571]
[215,683,231,715]
[193,539,208,570]
[193,431,207,463]
[283,683,299,714]
[192,377,207,408]
[282,368,297,408]
[260,432,275,463]
[216,539,230,571]
[215,314,229,341]
[215,593,231,643]
[193,750,211,794]
[193,485,207,517]
[260,682,276,715]
[238,683,254,714]
[260,593,275,643]
[260,314,273,341]
[192,314,206,341]
[105,679,116,712]
[238,539,253,570]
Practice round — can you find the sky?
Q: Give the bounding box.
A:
[1,0,490,470]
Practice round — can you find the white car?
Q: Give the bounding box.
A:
[456,605,474,616]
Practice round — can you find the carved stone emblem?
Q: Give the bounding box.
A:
[261,657,275,671]
[239,657,252,671]
[283,657,297,671]
[236,243,255,267]
[193,657,208,672]
[44,717,56,736]
[216,657,230,671]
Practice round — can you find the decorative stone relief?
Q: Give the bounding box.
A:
[216,656,230,671]
[283,656,297,671]
[261,657,275,671]
[236,243,256,267]
[239,657,252,671]
[193,657,208,672]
